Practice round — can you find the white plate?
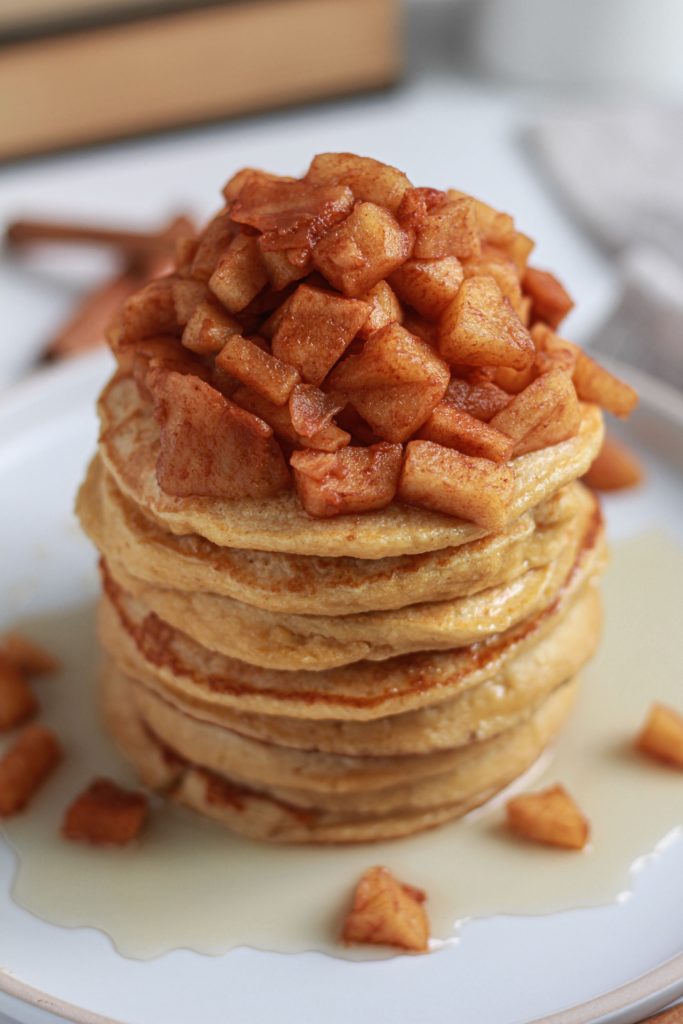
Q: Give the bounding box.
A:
[1,351,682,1024]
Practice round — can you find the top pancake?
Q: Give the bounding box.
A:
[78,455,584,616]
[98,374,604,559]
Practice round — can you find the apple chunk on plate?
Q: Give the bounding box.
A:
[150,370,290,499]
[327,323,450,442]
[313,203,412,297]
[290,443,402,517]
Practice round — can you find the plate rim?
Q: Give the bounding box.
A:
[1,352,682,1024]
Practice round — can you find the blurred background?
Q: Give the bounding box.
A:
[1,0,682,392]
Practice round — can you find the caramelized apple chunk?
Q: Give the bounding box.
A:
[231,175,353,252]
[463,253,522,310]
[506,784,590,850]
[327,323,450,442]
[115,277,179,345]
[289,384,350,452]
[0,633,59,676]
[438,275,535,370]
[0,725,62,817]
[258,241,312,290]
[209,234,268,314]
[150,370,290,499]
[306,153,411,213]
[389,256,463,319]
[523,267,574,329]
[171,279,210,325]
[190,209,237,282]
[357,281,403,339]
[290,443,402,517]
[342,866,429,953]
[417,402,514,462]
[271,284,370,385]
[62,778,149,845]
[583,433,643,492]
[446,376,511,422]
[399,440,514,529]
[181,300,242,355]
[410,193,481,261]
[572,350,638,418]
[0,661,38,731]
[313,202,412,297]
[489,369,580,455]
[636,703,683,768]
[215,334,300,406]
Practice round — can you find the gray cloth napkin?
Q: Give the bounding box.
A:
[532,104,683,388]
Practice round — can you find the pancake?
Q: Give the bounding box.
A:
[115,588,599,779]
[98,374,604,558]
[103,660,579,843]
[101,488,598,670]
[100,579,601,758]
[78,456,586,615]
[97,511,605,722]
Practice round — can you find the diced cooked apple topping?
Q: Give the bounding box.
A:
[291,443,402,517]
[150,370,290,499]
[272,284,370,385]
[109,152,637,518]
[313,202,412,296]
[439,275,535,370]
[342,866,429,952]
[306,153,411,213]
[327,323,449,442]
[399,440,514,529]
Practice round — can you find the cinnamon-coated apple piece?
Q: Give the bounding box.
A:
[390,256,463,319]
[341,866,429,953]
[209,234,268,314]
[506,785,590,850]
[171,279,210,326]
[128,336,211,393]
[448,189,516,248]
[446,376,511,422]
[290,443,402,517]
[232,385,299,445]
[230,175,353,252]
[190,210,237,282]
[572,350,638,418]
[417,402,514,462]
[523,267,574,329]
[258,241,312,290]
[489,368,581,455]
[222,167,297,203]
[463,253,522,310]
[438,275,535,370]
[115,277,179,345]
[327,323,450,442]
[399,440,514,529]
[215,334,300,406]
[312,202,412,297]
[271,284,370,385]
[150,370,290,499]
[415,195,480,261]
[306,153,412,213]
[531,324,578,376]
[289,384,350,452]
[583,433,643,492]
[181,300,241,355]
[357,281,403,339]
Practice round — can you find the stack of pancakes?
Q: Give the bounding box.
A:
[77,372,606,842]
